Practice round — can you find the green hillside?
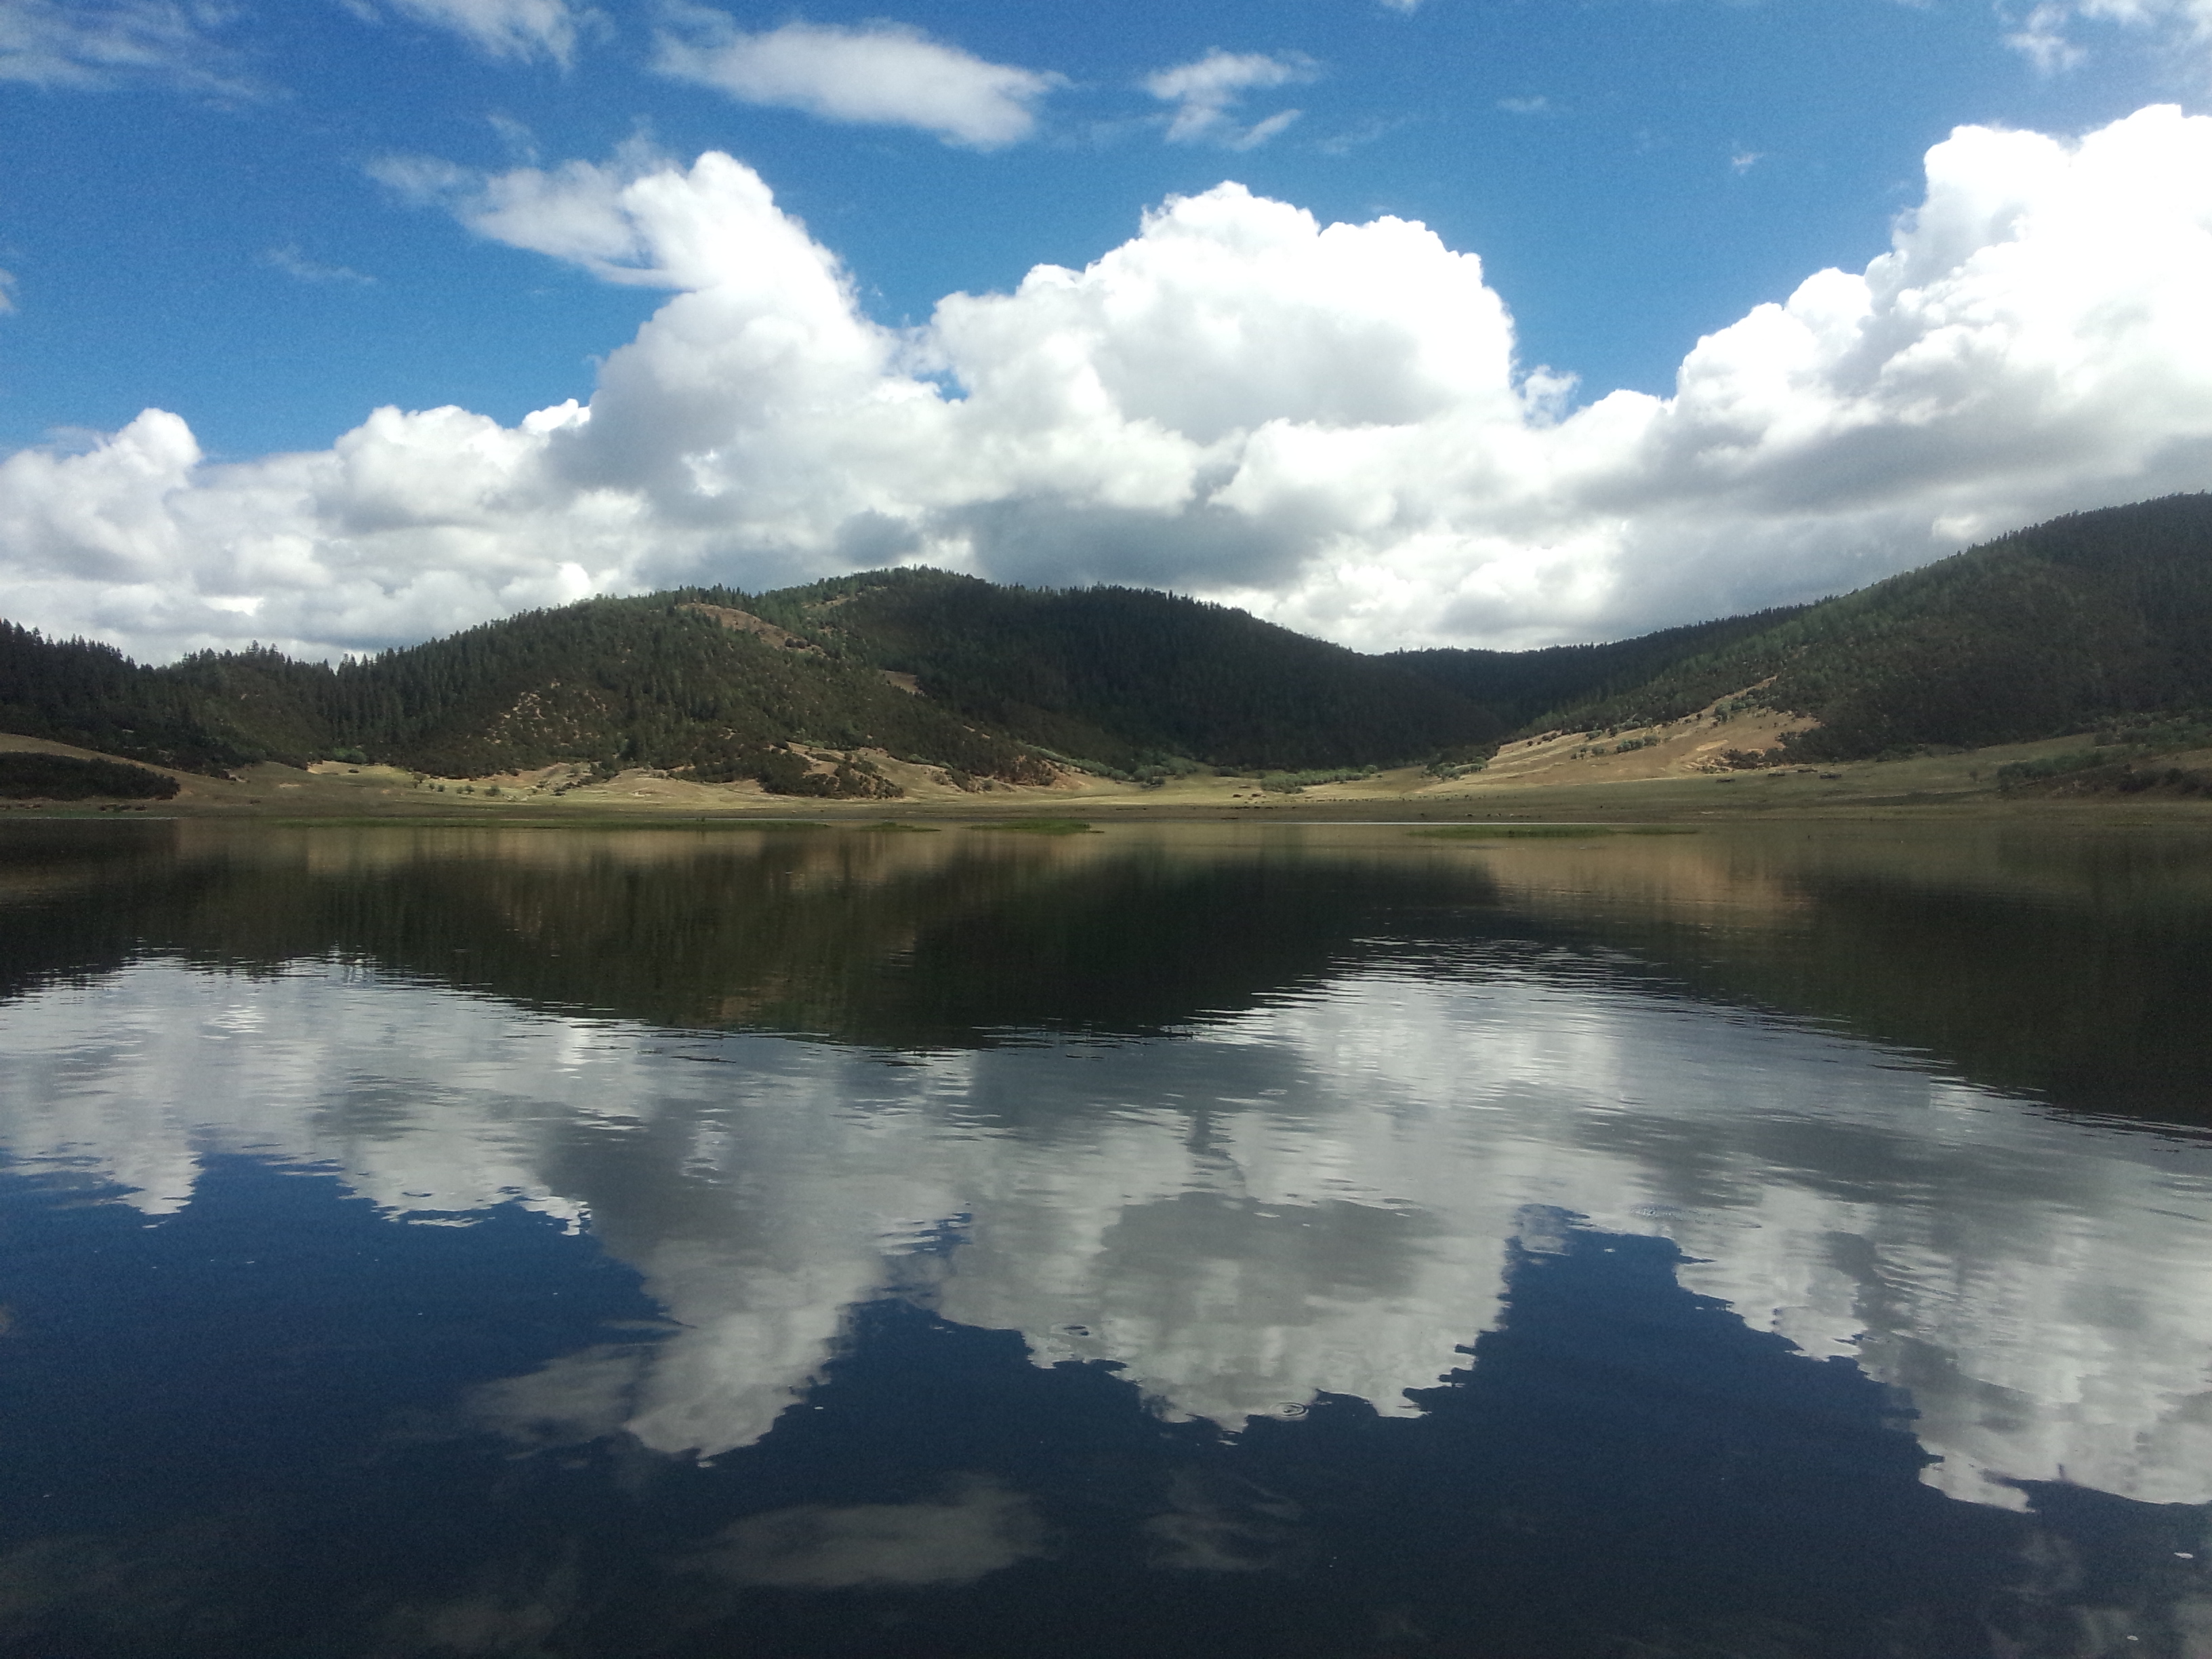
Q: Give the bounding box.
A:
[8,492,2212,794]
[744,569,1501,771]
[1538,493,2212,759]
[0,576,1502,792]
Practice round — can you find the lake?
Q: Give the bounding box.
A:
[1,817,2209,1658]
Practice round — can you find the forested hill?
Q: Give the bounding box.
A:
[0,577,1511,792]
[744,571,1500,771]
[1530,492,2212,759]
[7,492,2211,792]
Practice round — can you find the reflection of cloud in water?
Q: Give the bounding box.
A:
[1143,1471,1307,1573]
[3,956,2211,1511]
[681,1478,1051,1589]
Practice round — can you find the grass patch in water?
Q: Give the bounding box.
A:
[1410,823,1696,840]
[858,821,941,833]
[970,819,1099,836]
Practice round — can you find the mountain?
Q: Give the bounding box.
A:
[1528,493,2212,760]
[7,492,2211,796]
[744,569,1502,772]
[0,575,1507,794]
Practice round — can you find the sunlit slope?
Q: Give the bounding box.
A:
[1531,493,2212,758]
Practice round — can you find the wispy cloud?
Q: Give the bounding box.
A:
[1496,95,1551,115]
[1315,116,1404,157]
[2007,1,2089,70]
[344,0,590,66]
[0,0,261,96]
[485,111,539,163]
[1144,49,1315,148]
[1730,150,1763,173]
[2003,0,2212,73]
[654,12,1060,148]
[262,245,374,285]
[0,268,16,312]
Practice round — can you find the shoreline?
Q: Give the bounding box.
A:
[5,727,2210,827]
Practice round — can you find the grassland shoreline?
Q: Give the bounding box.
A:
[5,726,2210,827]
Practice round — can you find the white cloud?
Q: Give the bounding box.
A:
[2004,0,2212,72]
[0,0,258,95]
[262,244,374,285]
[0,268,15,312]
[1144,49,1313,148]
[653,13,1058,148]
[351,0,588,65]
[1496,95,1551,116]
[7,106,2212,662]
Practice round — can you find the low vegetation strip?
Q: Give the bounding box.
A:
[970,819,1098,835]
[1261,766,1381,793]
[1408,823,1696,839]
[0,752,178,800]
[2004,759,2212,797]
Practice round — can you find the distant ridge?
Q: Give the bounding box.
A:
[5,493,2210,794]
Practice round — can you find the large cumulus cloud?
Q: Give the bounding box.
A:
[6,105,2212,661]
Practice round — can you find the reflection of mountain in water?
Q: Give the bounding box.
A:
[0,821,1500,1045]
[6,938,2209,1518]
[5,817,2209,1121]
[1458,825,2212,1126]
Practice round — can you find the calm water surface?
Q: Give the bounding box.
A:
[2,819,2209,1658]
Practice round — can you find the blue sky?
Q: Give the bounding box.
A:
[4,0,2211,659]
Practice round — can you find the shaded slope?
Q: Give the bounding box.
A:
[749,569,1503,771]
[1387,609,1808,733]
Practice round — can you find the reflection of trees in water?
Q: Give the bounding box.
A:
[1465,827,2212,1125]
[5,820,2211,1120]
[0,824,1504,1047]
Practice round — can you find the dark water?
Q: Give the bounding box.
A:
[2,818,2210,1658]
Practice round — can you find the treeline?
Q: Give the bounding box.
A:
[0,752,178,800]
[1,623,265,772]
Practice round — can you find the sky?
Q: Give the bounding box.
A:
[3,0,2211,661]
